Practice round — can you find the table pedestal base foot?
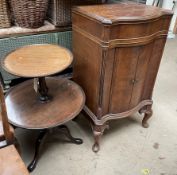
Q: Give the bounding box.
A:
[58,125,83,144]
[28,130,48,172]
[28,125,83,172]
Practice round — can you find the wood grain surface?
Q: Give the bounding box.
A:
[0,83,14,144]
[72,3,173,24]
[2,44,73,78]
[72,2,173,152]
[0,145,29,175]
[5,77,85,129]
[0,121,14,142]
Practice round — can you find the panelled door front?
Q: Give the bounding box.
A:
[109,42,153,114]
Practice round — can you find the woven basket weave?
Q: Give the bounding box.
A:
[10,0,49,28]
[0,0,11,28]
[47,0,102,27]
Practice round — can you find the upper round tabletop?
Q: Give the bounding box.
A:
[2,44,73,78]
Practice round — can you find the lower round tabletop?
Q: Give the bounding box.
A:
[5,77,85,129]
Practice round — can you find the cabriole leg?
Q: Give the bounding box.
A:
[28,130,48,172]
[92,123,109,153]
[58,125,83,144]
[142,106,153,128]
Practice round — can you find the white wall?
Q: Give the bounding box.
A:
[146,0,154,5]
[146,0,177,35]
[162,0,177,33]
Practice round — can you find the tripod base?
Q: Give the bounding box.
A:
[27,125,83,172]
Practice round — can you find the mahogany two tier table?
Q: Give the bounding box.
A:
[2,44,85,172]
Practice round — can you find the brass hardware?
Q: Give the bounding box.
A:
[131,79,138,85]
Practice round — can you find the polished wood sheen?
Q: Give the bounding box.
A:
[2,44,85,171]
[5,77,85,129]
[0,145,29,175]
[73,2,172,23]
[0,121,14,142]
[0,83,28,174]
[0,83,14,146]
[2,44,73,78]
[72,3,173,152]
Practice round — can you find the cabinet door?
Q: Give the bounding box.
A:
[129,43,153,109]
[109,47,139,113]
[109,43,152,113]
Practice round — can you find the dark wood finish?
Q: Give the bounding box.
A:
[27,130,48,172]
[0,82,28,175]
[2,43,85,171]
[2,44,73,78]
[5,77,85,129]
[0,121,14,143]
[0,145,29,175]
[37,77,50,102]
[72,3,173,152]
[0,82,14,146]
[0,73,5,90]
[28,125,83,172]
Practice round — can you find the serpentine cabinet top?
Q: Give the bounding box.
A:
[72,2,173,24]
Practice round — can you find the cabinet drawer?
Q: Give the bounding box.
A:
[0,31,72,82]
[110,16,171,40]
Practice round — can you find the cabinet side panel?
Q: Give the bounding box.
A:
[142,38,167,100]
[109,47,140,113]
[101,49,115,116]
[73,30,102,115]
[72,13,104,40]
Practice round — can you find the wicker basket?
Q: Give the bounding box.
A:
[10,0,49,28]
[0,0,11,28]
[47,0,102,27]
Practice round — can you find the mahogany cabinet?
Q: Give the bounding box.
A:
[72,3,173,152]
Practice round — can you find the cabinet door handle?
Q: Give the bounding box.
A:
[131,79,138,85]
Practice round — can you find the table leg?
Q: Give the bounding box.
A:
[28,126,83,172]
[37,77,50,102]
[0,73,5,90]
[28,130,48,172]
[58,125,83,144]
